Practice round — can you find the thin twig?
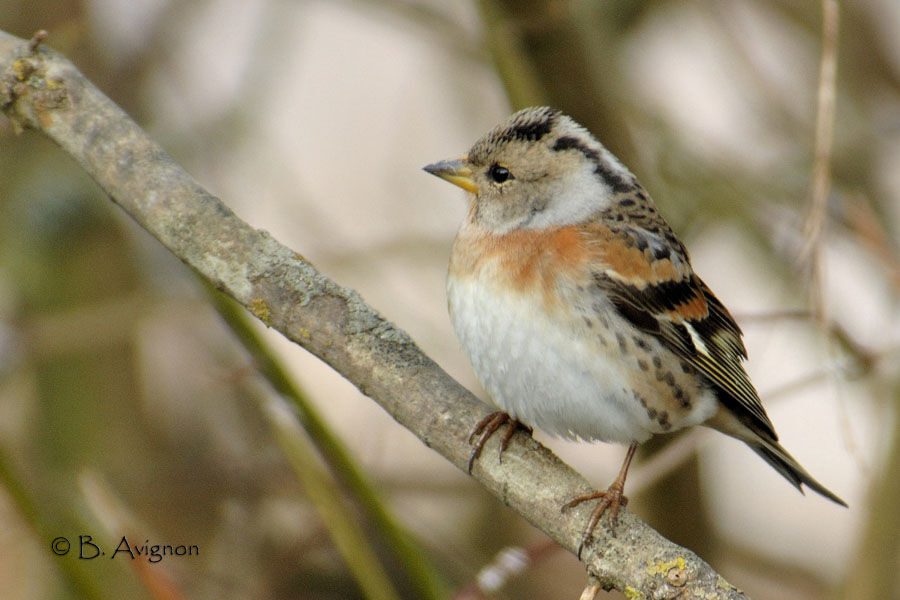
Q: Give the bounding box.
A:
[798,0,839,323]
[579,581,603,600]
[27,30,47,53]
[842,192,900,292]
[731,309,811,324]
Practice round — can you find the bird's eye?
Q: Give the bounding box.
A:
[488,164,511,184]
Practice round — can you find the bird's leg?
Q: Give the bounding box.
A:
[562,441,639,558]
[467,411,532,473]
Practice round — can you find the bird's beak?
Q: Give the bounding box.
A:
[422,157,477,194]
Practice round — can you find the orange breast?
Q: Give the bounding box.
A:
[449,224,594,312]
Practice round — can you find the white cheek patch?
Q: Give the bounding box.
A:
[523,163,614,228]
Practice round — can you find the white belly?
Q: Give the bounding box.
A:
[448,275,666,443]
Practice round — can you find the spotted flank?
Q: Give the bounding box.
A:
[591,227,777,439]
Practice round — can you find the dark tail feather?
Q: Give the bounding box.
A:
[748,439,848,507]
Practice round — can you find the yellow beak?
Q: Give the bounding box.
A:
[422,157,477,194]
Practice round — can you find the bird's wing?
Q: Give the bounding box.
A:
[585,223,777,439]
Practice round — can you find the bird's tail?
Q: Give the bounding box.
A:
[745,436,847,507]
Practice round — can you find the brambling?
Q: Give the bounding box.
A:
[424,106,846,555]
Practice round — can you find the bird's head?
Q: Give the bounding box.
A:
[424,106,637,233]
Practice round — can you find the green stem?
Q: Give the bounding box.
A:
[205,284,449,600]
[264,397,401,600]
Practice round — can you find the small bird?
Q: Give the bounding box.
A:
[424,106,846,555]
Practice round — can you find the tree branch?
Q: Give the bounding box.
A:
[0,30,748,599]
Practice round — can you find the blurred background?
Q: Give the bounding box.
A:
[0,1,898,598]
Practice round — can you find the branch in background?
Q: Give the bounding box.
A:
[798,0,839,320]
[0,30,748,599]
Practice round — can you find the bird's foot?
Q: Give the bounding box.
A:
[562,480,629,559]
[467,411,532,473]
[563,441,638,559]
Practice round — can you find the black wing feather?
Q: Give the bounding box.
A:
[596,272,777,439]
